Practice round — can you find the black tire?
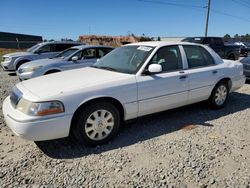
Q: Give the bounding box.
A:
[228,54,235,60]
[44,70,60,75]
[16,60,30,70]
[73,102,120,146]
[209,81,229,109]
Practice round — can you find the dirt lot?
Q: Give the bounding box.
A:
[0,68,250,187]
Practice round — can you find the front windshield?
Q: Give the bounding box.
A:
[55,48,78,58]
[26,44,41,52]
[93,45,154,74]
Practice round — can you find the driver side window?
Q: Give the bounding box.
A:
[82,48,96,59]
[37,44,51,53]
[148,46,183,72]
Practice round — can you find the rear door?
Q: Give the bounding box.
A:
[182,45,221,104]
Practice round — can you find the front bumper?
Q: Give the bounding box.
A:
[3,96,72,141]
[1,61,14,71]
[16,71,34,80]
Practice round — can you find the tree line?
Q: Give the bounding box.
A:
[224,34,250,42]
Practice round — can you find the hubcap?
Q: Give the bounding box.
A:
[85,109,114,141]
[215,85,227,106]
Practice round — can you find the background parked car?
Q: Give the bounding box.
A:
[182,37,240,60]
[1,41,83,71]
[234,42,250,57]
[3,41,245,146]
[17,45,114,80]
[240,56,250,80]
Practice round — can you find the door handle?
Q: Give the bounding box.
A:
[212,70,218,74]
[179,75,188,79]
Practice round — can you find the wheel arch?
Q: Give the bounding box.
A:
[227,53,235,60]
[44,68,62,75]
[69,96,125,135]
[14,58,32,70]
[214,77,232,91]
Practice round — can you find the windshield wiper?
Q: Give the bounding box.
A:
[91,65,118,72]
[99,66,118,72]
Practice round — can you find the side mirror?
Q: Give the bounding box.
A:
[72,56,78,61]
[148,64,162,73]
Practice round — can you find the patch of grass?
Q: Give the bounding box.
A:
[0,48,23,61]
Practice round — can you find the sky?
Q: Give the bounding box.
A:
[0,0,250,40]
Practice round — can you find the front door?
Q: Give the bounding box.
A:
[137,45,189,116]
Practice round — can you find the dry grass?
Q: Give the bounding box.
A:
[0,48,22,60]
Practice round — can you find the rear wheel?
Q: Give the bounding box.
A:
[73,102,120,146]
[209,81,229,109]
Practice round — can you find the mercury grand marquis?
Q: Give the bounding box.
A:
[3,42,246,146]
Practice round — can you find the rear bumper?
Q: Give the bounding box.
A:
[3,96,72,141]
[231,75,246,91]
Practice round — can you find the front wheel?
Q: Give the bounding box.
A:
[73,102,120,146]
[209,81,229,109]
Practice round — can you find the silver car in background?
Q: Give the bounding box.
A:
[240,56,250,80]
[17,45,114,80]
[1,41,83,71]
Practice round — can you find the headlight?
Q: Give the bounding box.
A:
[3,57,12,62]
[19,66,42,73]
[16,98,64,116]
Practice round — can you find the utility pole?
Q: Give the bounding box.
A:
[205,0,211,37]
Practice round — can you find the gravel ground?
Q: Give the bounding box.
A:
[0,68,250,188]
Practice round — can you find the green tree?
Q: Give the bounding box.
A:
[224,34,231,39]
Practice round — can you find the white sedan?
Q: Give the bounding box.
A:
[3,42,246,146]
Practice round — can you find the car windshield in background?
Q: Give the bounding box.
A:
[93,45,154,74]
[26,44,41,52]
[55,48,78,59]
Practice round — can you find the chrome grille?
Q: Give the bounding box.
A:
[10,86,23,108]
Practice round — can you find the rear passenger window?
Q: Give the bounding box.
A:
[183,45,215,68]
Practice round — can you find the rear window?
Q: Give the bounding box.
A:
[183,45,215,68]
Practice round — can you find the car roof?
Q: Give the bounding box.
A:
[126,41,203,47]
[41,41,84,45]
[70,45,114,50]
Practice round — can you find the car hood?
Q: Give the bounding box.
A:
[19,58,66,69]
[18,67,133,99]
[3,51,33,58]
